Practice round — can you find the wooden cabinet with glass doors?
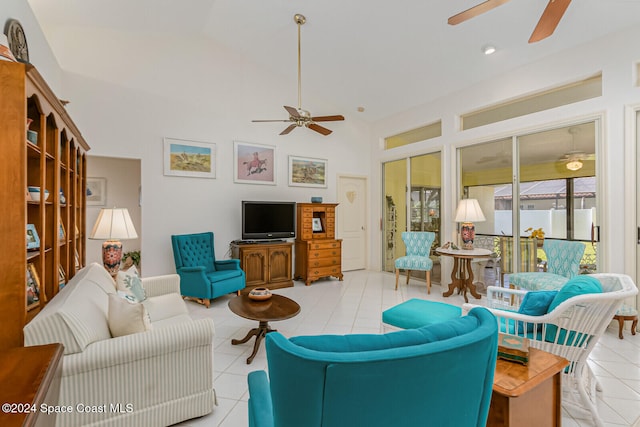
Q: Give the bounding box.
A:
[0,61,89,349]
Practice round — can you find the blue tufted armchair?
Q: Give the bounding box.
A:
[171,232,245,308]
[394,231,436,293]
[248,307,498,427]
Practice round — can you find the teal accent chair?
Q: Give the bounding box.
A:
[394,231,436,294]
[248,307,498,427]
[171,232,245,308]
[509,239,585,291]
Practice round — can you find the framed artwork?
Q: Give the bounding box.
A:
[312,218,323,232]
[26,263,41,308]
[234,141,276,185]
[288,155,328,188]
[86,177,107,206]
[26,224,39,250]
[163,137,216,178]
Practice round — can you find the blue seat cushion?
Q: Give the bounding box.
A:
[206,269,243,283]
[510,272,570,291]
[382,299,462,330]
[395,256,433,271]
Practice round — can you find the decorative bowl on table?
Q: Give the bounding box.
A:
[248,287,272,301]
[27,186,49,202]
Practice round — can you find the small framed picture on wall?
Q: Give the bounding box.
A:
[86,177,106,206]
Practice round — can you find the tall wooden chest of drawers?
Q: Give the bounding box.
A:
[294,203,343,285]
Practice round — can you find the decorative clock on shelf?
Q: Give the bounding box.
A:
[4,18,29,63]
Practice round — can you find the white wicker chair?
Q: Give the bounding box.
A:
[463,273,638,427]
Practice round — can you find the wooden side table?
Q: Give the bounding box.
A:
[613,307,638,339]
[436,247,491,302]
[0,343,64,427]
[488,347,568,427]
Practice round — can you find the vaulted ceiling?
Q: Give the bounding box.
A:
[28,0,640,122]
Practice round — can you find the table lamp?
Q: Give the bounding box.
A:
[89,207,138,276]
[455,199,486,250]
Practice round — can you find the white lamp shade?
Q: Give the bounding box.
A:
[454,199,486,223]
[90,208,138,240]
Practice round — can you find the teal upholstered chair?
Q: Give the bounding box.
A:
[171,232,245,308]
[248,308,498,427]
[248,307,498,427]
[509,239,585,291]
[394,231,436,293]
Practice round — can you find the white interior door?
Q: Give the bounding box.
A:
[337,175,367,271]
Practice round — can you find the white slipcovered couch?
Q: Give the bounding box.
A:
[24,263,216,427]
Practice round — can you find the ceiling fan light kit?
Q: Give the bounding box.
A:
[448,0,573,43]
[252,14,344,136]
[566,159,583,171]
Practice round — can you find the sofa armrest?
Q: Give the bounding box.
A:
[248,371,274,427]
[141,274,181,298]
[215,259,241,271]
[62,318,215,375]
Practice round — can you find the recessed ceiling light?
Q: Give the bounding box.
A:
[357,106,365,112]
[482,44,496,55]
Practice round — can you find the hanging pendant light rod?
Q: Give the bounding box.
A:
[294,14,306,110]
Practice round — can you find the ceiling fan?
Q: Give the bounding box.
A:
[252,14,344,136]
[448,0,572,43]
[476,143,511,164]
[559,127,594,171]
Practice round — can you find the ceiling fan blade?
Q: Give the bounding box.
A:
[284,106,301,118]
[308,123,332,136]
[280,124,297,135]
[448,0,512,25]
[252,119,292,123]
[310,114,345,122]
[528,0,572,43]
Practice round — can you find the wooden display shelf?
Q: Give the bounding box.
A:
[0,60,89,349]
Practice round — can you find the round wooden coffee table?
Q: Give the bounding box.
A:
[228,293,300,364]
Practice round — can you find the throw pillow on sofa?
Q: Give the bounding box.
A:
[115,266,146,302]
[108,293,152,337]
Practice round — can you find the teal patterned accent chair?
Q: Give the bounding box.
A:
[248,307,498,427]
[171,232,246,308]
[394,231,436,294]
[509,239,585,291]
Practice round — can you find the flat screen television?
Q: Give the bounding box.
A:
[242,201,296,240]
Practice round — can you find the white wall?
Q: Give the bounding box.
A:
[85,156,141,267]
[370,25,640,276]
[58,32,371,276]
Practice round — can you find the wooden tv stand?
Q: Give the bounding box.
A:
[231,241,294,293]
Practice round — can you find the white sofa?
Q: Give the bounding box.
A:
[23,263,216,427]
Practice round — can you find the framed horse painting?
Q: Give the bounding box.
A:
[234,141,276,185]
[288,155,328,188]
[163,138,216,179]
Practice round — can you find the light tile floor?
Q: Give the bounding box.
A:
[174,269,640,427]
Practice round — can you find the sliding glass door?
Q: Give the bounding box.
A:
[459,122,598,287]
[383,152,442,283]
